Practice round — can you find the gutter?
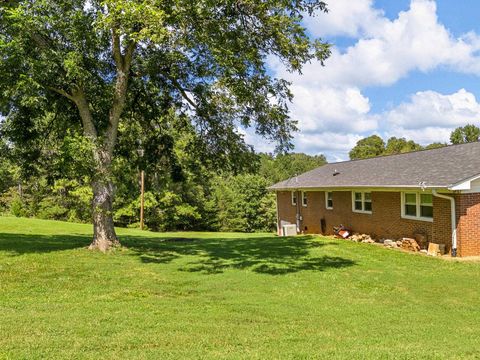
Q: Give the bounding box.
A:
[432,190,457,257]
[268,185,451,192]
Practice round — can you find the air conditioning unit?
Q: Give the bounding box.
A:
[282,224,297,237]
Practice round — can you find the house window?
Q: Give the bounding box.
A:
[326,192,333,209]
[302,191,308,207]
[404,193,417,216]
[352,191,372,214]
[401,192,433,221]
[291,191,297,206]
[420,194,433,218]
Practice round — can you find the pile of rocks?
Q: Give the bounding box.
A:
[340,232,423,254]
[349,233,375,243]
[381,238,421,252]
[382,239,399,248]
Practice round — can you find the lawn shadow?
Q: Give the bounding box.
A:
[0,230,357,275]
[123,234,356,275]
[0,232,90,255]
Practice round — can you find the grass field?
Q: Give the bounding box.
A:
[1,217,480,359]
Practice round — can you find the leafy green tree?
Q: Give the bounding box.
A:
[450,124,480,144]
[384,137,423,155]
[0,138,17,199]
[259,153,327,184]
[1,0,331,250]
[425,142,447,150]
[214,174,276,232]
[349,135,385,160]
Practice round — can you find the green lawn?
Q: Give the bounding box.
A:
[1,217,480,359]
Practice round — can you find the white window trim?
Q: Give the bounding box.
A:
[291,191,297,206]
[401,192,433,222]
[351,191,372,214]
[302,191,307,207]
[325,191,333,210]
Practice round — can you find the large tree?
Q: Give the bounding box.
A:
[383,137,422,155]
[349,135,385,160]
[259,152,327,184]
[0,0,330,250]
[450,124,480,144]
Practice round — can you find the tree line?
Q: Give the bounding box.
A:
[2,122,478,233]
[349,124,480,160]
[0,128,326,233]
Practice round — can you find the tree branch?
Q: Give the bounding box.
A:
[157,71,199,110]
[171,78,199,110]
[47,86,75,101]
[111,28,123,71]
[124,40,136,70]
[47,85,97,140]
[105,32,137,155]
[71,87,98,139]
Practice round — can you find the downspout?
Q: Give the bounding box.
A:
[432,190,457,257]
[275,191,280,236]
[296,190,301,233]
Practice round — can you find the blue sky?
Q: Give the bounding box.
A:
[244,0,480,161]
[367,0,480,111]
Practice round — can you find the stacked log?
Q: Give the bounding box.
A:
[400,238,420,252]
[414,233,427,249]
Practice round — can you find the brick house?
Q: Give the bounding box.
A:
[270,142,480,257]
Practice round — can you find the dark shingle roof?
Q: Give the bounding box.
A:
[269,142,480,190]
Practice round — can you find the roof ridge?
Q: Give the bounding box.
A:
[269,141,480,190]
[327,141,480,166]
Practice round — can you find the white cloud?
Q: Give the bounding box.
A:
[304,0,386,38]
[239,128,277,154]
[243,89,480,159]
[245,1,480,161]
[295,0,480,88]
[289,85,378,134]
[241,125,363,162]
[293,132,364,162]
[384,88,480,144]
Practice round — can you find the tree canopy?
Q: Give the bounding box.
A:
[348,124,480,160]
[384,137,423,155]
[348,135,385,160]
[450,124,480,144]
[349,135,438,160]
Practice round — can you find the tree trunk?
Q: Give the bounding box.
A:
[89,151,119,251]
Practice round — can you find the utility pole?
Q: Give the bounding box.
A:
[140,170,145,230]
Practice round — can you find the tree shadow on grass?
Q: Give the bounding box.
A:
[122,234,357,275]
[0,231,357,275]
[0,232,90,255]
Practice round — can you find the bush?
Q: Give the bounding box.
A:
[10,196,27,218]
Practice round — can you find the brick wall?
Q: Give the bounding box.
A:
[277,190,452,251]
[455,193,480,257]
[276,191,298,234]
[432,195,452,250]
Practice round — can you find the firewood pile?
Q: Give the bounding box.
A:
[399,237,420,252]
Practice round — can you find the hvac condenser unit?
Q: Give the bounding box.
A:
[282,224,297,236]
